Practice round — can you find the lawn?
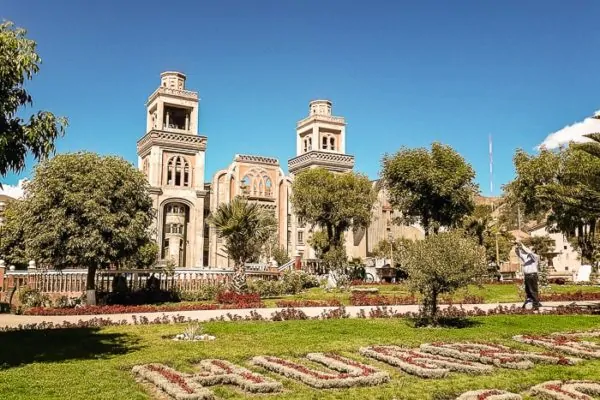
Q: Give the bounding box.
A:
[1,315,600,399]
[260,283,600,307]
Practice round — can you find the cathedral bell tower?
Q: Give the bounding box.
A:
[136,72,208,268]
[287,99,355,175]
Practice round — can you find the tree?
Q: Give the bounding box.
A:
[0,21,67,180]
[382,142,477,236]
[0,199,27,268]
[209,197,276,292]
[271,245,290,267]
[291,168,376,270]
[403,231,486,325]
[1,152,155,304]
[504,145,600,264]
[371,237,412,267]
[462,204,511,268]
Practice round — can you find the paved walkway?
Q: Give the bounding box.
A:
[0,301,595,329]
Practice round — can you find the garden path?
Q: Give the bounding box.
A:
[0,301,595,328]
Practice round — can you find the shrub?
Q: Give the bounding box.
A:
[350,293,416,306]
[282,271,319,294]
[216,291,261,305]
[403,231,486,325]
[98,288,180,305]
[275,299,342,308]
[247,279,285,298]
[179,282,226,302]
[17,287,50,308]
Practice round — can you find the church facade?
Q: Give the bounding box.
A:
[137,71,423,269]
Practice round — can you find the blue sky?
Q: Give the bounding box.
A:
[4,0,600,195]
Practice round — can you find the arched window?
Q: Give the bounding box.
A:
[322,136,328,150]
[166,156,191,187]
[303,138,308,153]
[308,137,312,151]
[265,178,272,196]
[258,180,264,196]
[241,175,251,194]
[330,137,335,151]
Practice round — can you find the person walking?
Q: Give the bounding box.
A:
[515,240,542,310]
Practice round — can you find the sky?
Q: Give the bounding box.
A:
[3,0,600,198]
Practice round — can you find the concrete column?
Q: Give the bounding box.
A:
[165,111,170,129]
[185,113,190,131]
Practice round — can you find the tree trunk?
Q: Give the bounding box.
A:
[230,261,248,293]
[86,265,97,305]
[420,288,438,325]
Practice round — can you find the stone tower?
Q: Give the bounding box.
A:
[136,71,208,268]
[287,100,355,175]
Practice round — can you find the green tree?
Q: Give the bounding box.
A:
[371,237,412,268]
[462,204,512,268]
[505,144,600,264]
[271,245,290,267]
[209,197,276,292]
[0,199,27,268]
[0,21,67,180]
[382,142,477,236]
[1,152,155,304]
[403,231,486,325]
[291,168,376,271]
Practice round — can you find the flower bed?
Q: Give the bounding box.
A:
[530,380,600,400]
[456,389,522,400]
[513,335,600,359]
[540,292,600,302]
[359,345,492,378]
[23,300,265,316]
[275,299,342,308]
[215,291,261,305]
[194,359,282,393]
[251,353,389,389]
[132,363,213,400]
[420,342,578,369]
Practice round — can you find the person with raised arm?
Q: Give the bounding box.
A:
[515,240,542,310]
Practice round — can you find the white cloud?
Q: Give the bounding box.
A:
[0,179,27,199]
[538,111,600,150]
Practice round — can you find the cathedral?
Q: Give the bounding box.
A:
[136,71,423,269]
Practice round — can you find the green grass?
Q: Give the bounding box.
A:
[261,283,600,307]
[1,315,600,399]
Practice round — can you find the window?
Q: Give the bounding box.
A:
[322,137,328,150]
[330,137,335,151]
[564,245,568,250]
[166,156,190,187]
[241,176,251,194]
[298,216,305,227]
[265,178,272,196]
[565,266,569,271]
[303,138,308,153]
[297,231,304,244]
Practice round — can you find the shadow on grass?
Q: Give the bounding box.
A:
[0,327,142,369]
[411,317,483,329]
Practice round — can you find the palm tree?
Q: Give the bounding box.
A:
[209,197,276,293]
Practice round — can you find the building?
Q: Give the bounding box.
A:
[137,72,418,268]
[528,223,582,276]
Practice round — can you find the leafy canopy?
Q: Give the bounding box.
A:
[0,21,67,180]
[0,152,156,289]
[382,142,477,235]
[504,143,600,263]
[291,168,376,250]
[403,231,486,323]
